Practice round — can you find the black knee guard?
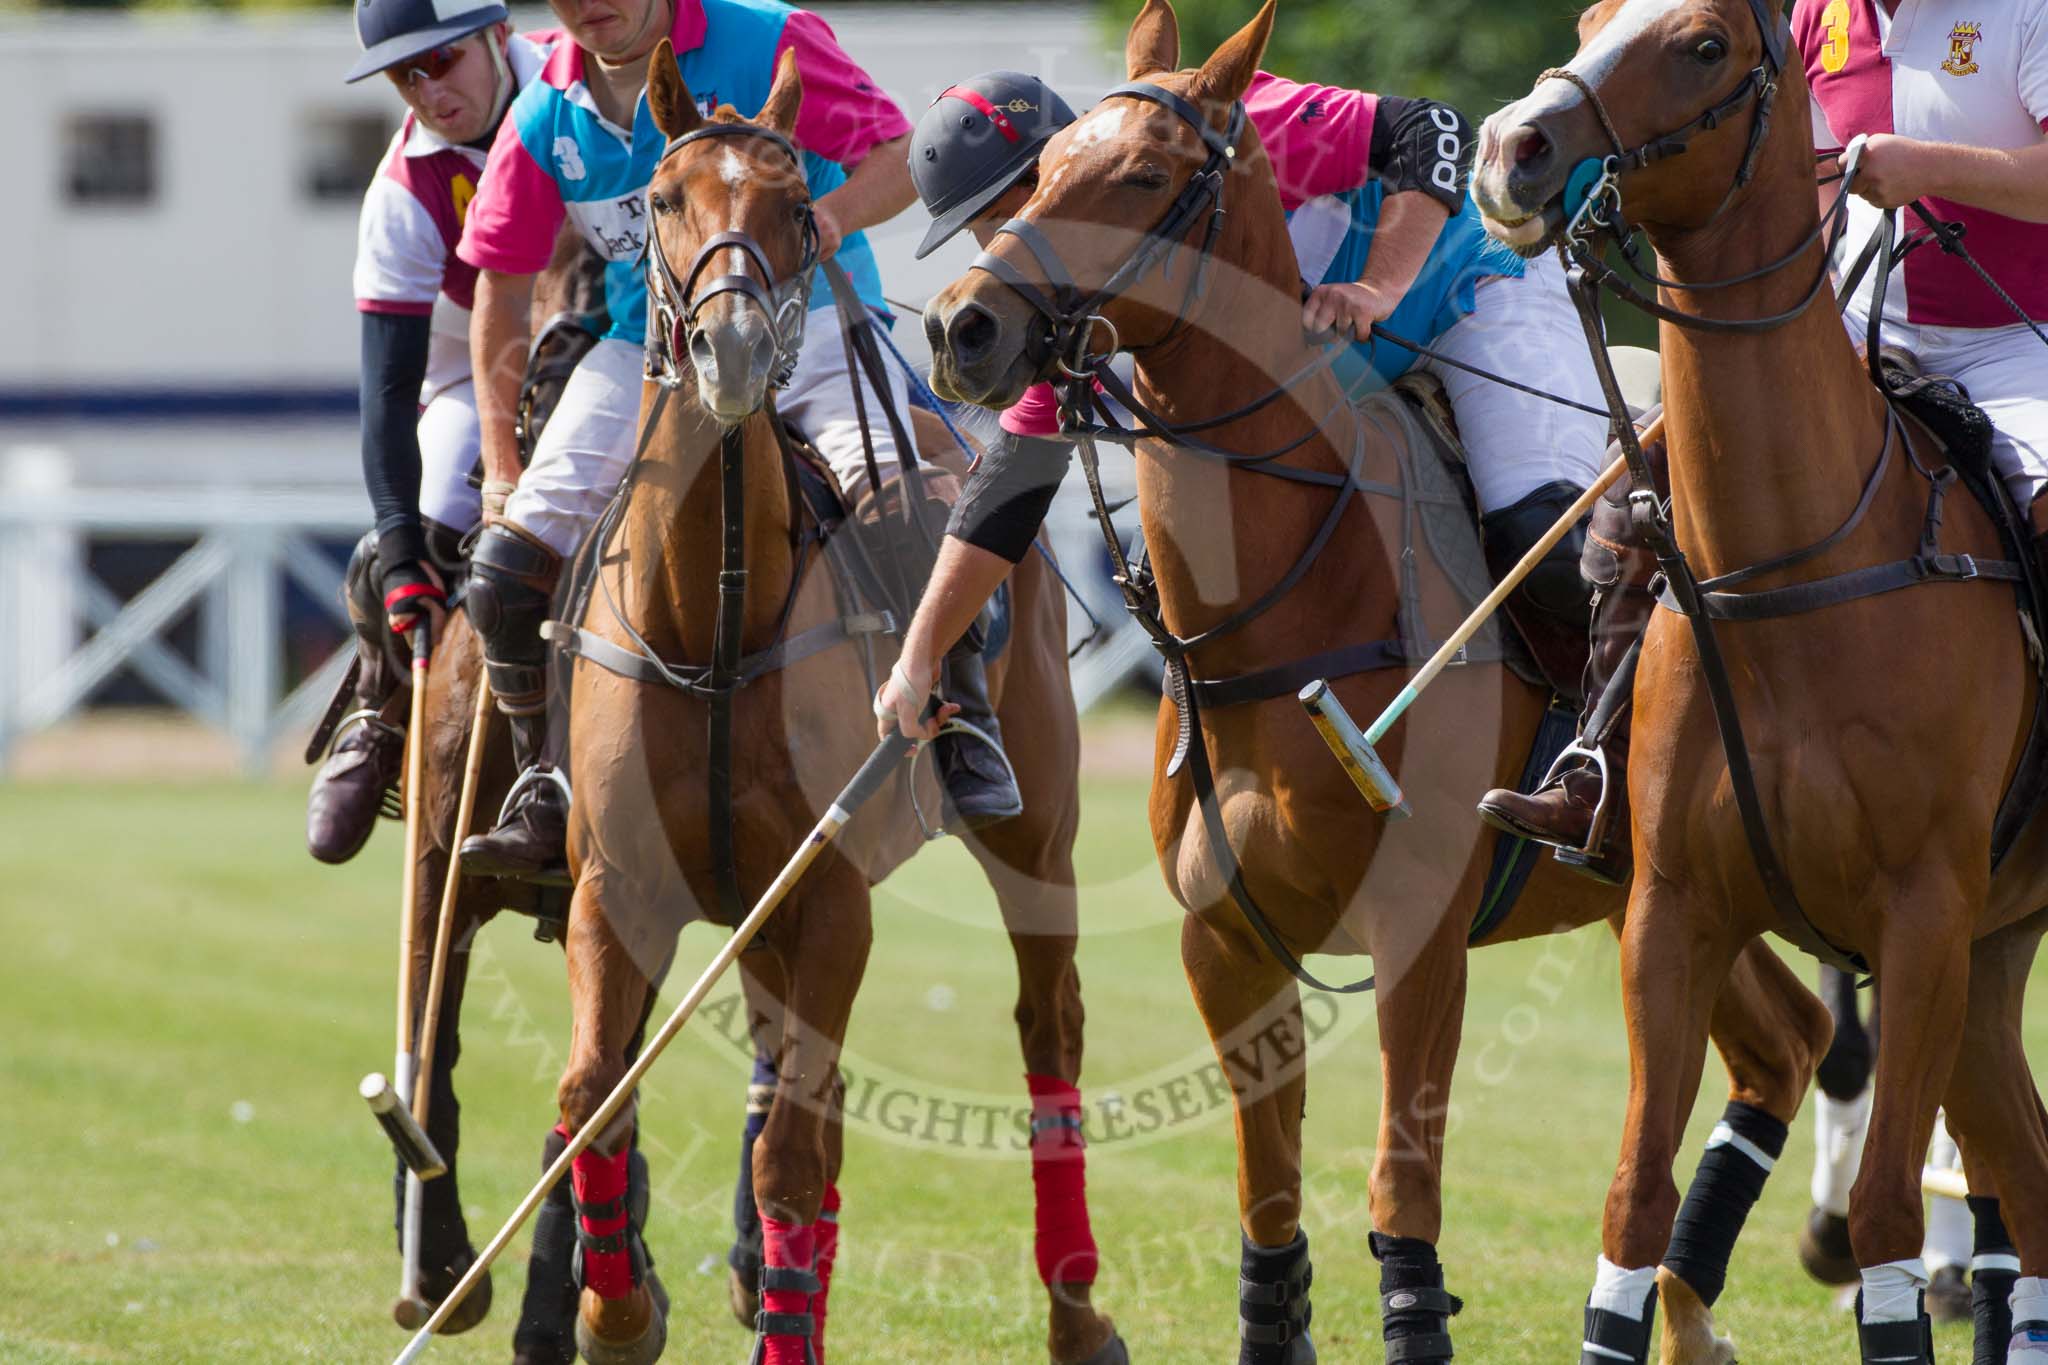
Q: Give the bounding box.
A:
[1370,1232,1461,1362]
[344,529,406,699]
[467,523,562,717]
[1481,479,1594,632]
[1662,1101,1788,1308]
[1582,1282,1658,1365]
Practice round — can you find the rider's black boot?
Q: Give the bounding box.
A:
[458,523,570,882]
[307,531,405,864]
[936,642,1023,830]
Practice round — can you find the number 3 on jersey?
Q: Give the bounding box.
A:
[1820,0,1852,72]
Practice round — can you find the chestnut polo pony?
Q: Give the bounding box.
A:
[1475,0,2048,1360]
[926,2,1833,1359]
[530,45,1123,1365]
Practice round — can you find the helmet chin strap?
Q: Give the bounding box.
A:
[480,32,515,140]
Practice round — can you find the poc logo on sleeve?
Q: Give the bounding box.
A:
[1428,106,1464,195]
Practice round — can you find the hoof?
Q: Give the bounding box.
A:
[1063,1331,1129,1365]
[1925,1264,1970,1324]
[418,1248,493,1336]
[575,1274,669,1365]
[1797,1207,1859,1287]
[728,1264,761,1330]
[1656,1267,1736,1364]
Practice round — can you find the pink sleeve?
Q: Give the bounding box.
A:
[999,383,1062,438]
[777,11,913,168]
[457,113,566,277]
[1244,71,1377,213]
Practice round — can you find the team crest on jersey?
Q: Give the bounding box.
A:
[450,173,476,225]
[1942,21,1983,77]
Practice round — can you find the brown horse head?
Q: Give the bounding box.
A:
[1472,0,1794,253]
[645,42,814,423]
[924,0,1278,408]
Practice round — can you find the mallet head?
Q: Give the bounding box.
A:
[361,1072,448,1181]
[1298,680,1411,819]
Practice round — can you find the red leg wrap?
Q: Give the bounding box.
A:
[761,1216,817,1365]
[567,1125,635,1301]
[1027,1074,1099,1285]
[814,1185,842,1364]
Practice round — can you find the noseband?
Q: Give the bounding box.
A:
[968,82,1247,374]
[645,122,819,391]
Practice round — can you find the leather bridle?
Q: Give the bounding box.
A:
[968,81,1247,375]
[644,122,819,391]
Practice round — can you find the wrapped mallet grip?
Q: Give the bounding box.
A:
[361,1073,447,1180]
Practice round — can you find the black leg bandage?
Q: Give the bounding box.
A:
[1856,1291,1934,1365]
[1239,1231,1317,1365]
[1815,965,1875,1101]
[515,1126,581,1364]
[1581,1282,1658,1365]
[1968,1195,2018,1365]
[467,523,562,719]
[1370,1232,1461,1362]
[728,1051,776,1286]
[1662,1100,1788,1307]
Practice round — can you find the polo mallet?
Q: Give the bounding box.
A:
[385,669,494,1332]
[391,719,925,1364]
[361,620,438,1328]
[1301,413,1667,814]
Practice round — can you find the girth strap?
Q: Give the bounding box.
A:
[1186,640,1407,710]
[1661,551,2021,621]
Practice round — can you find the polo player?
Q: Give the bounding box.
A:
[454,0,1023,884]
[305,0,561,864]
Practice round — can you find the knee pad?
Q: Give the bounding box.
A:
[343,530,407,693]
[421,516,471,583]
[1482,480,1593,630]
[468,524,563,712]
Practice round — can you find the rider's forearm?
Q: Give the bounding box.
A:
[1354,190,1451,301]
[473,268,537,489]
[816,135,915,236]
[1915,139,2048,224]
[899,536,1015,687]
[360,310,434,568]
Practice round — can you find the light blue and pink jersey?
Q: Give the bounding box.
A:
[1002,70,1518,437]
[1794,0,2048,329]
[458,0,909,345]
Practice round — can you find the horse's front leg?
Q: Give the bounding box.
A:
[1656,935,1832,1364]
[556,875,669,1365]
[752,860,872,1365]
[1586,873,1736,1365]
[1938,921,2048,1365]
[1181,910,1314,1365]
[1844,872,1976,1365]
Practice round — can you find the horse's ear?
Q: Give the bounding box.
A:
[1190,0,1275,106]
[647,40,702,141]
[756,48,804,137]
[1125,0,1181,79]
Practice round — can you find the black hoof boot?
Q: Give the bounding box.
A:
[513,1127,581,1365]
[1371,1232,1461,1363]
[1969,1195,2018,1365]
[1856,1291,1934,1365]
[1580,1283,1657,1365]
[1239,1231,1316,1365]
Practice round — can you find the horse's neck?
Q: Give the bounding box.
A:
[1648,139,1895,579]
[1128,167,1386,665]
[621,395,799,661]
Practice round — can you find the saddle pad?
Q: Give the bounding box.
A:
[1382,376,1548,691]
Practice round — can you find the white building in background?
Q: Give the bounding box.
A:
[0,6,1127,770]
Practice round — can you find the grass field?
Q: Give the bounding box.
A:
[2,750,2038,1363]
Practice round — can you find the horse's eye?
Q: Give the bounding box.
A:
[793,203,810,223]
[1694,36,1729,63]
[650,192,672,215]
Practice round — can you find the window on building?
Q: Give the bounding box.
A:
[303,111,394,204]
[65,112,157,206]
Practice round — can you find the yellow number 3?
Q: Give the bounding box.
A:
[1820,0,1852,72]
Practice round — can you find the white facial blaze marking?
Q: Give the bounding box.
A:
[1070,105,1127,149]
[719,147,750,191]
[1515,0,1690,124]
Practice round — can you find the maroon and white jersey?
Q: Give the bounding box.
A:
[1793,0,2048,329]
[352,31,558,403]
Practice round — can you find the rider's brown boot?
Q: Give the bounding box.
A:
[306,709,404,864]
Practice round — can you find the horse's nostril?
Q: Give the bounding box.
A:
[1514,124,1553,168]
[689,331,718,375]
[947,303,1001,368]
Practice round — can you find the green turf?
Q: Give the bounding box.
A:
[0,771,2034,1363]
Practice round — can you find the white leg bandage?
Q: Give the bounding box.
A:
[1812,1086,1873,1217]
[1589,1256,1658,1320]
[1860,1258,1929,1324]
[1922,1112,1969,1272]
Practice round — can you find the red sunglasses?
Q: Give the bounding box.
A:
[392,41,468,85]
